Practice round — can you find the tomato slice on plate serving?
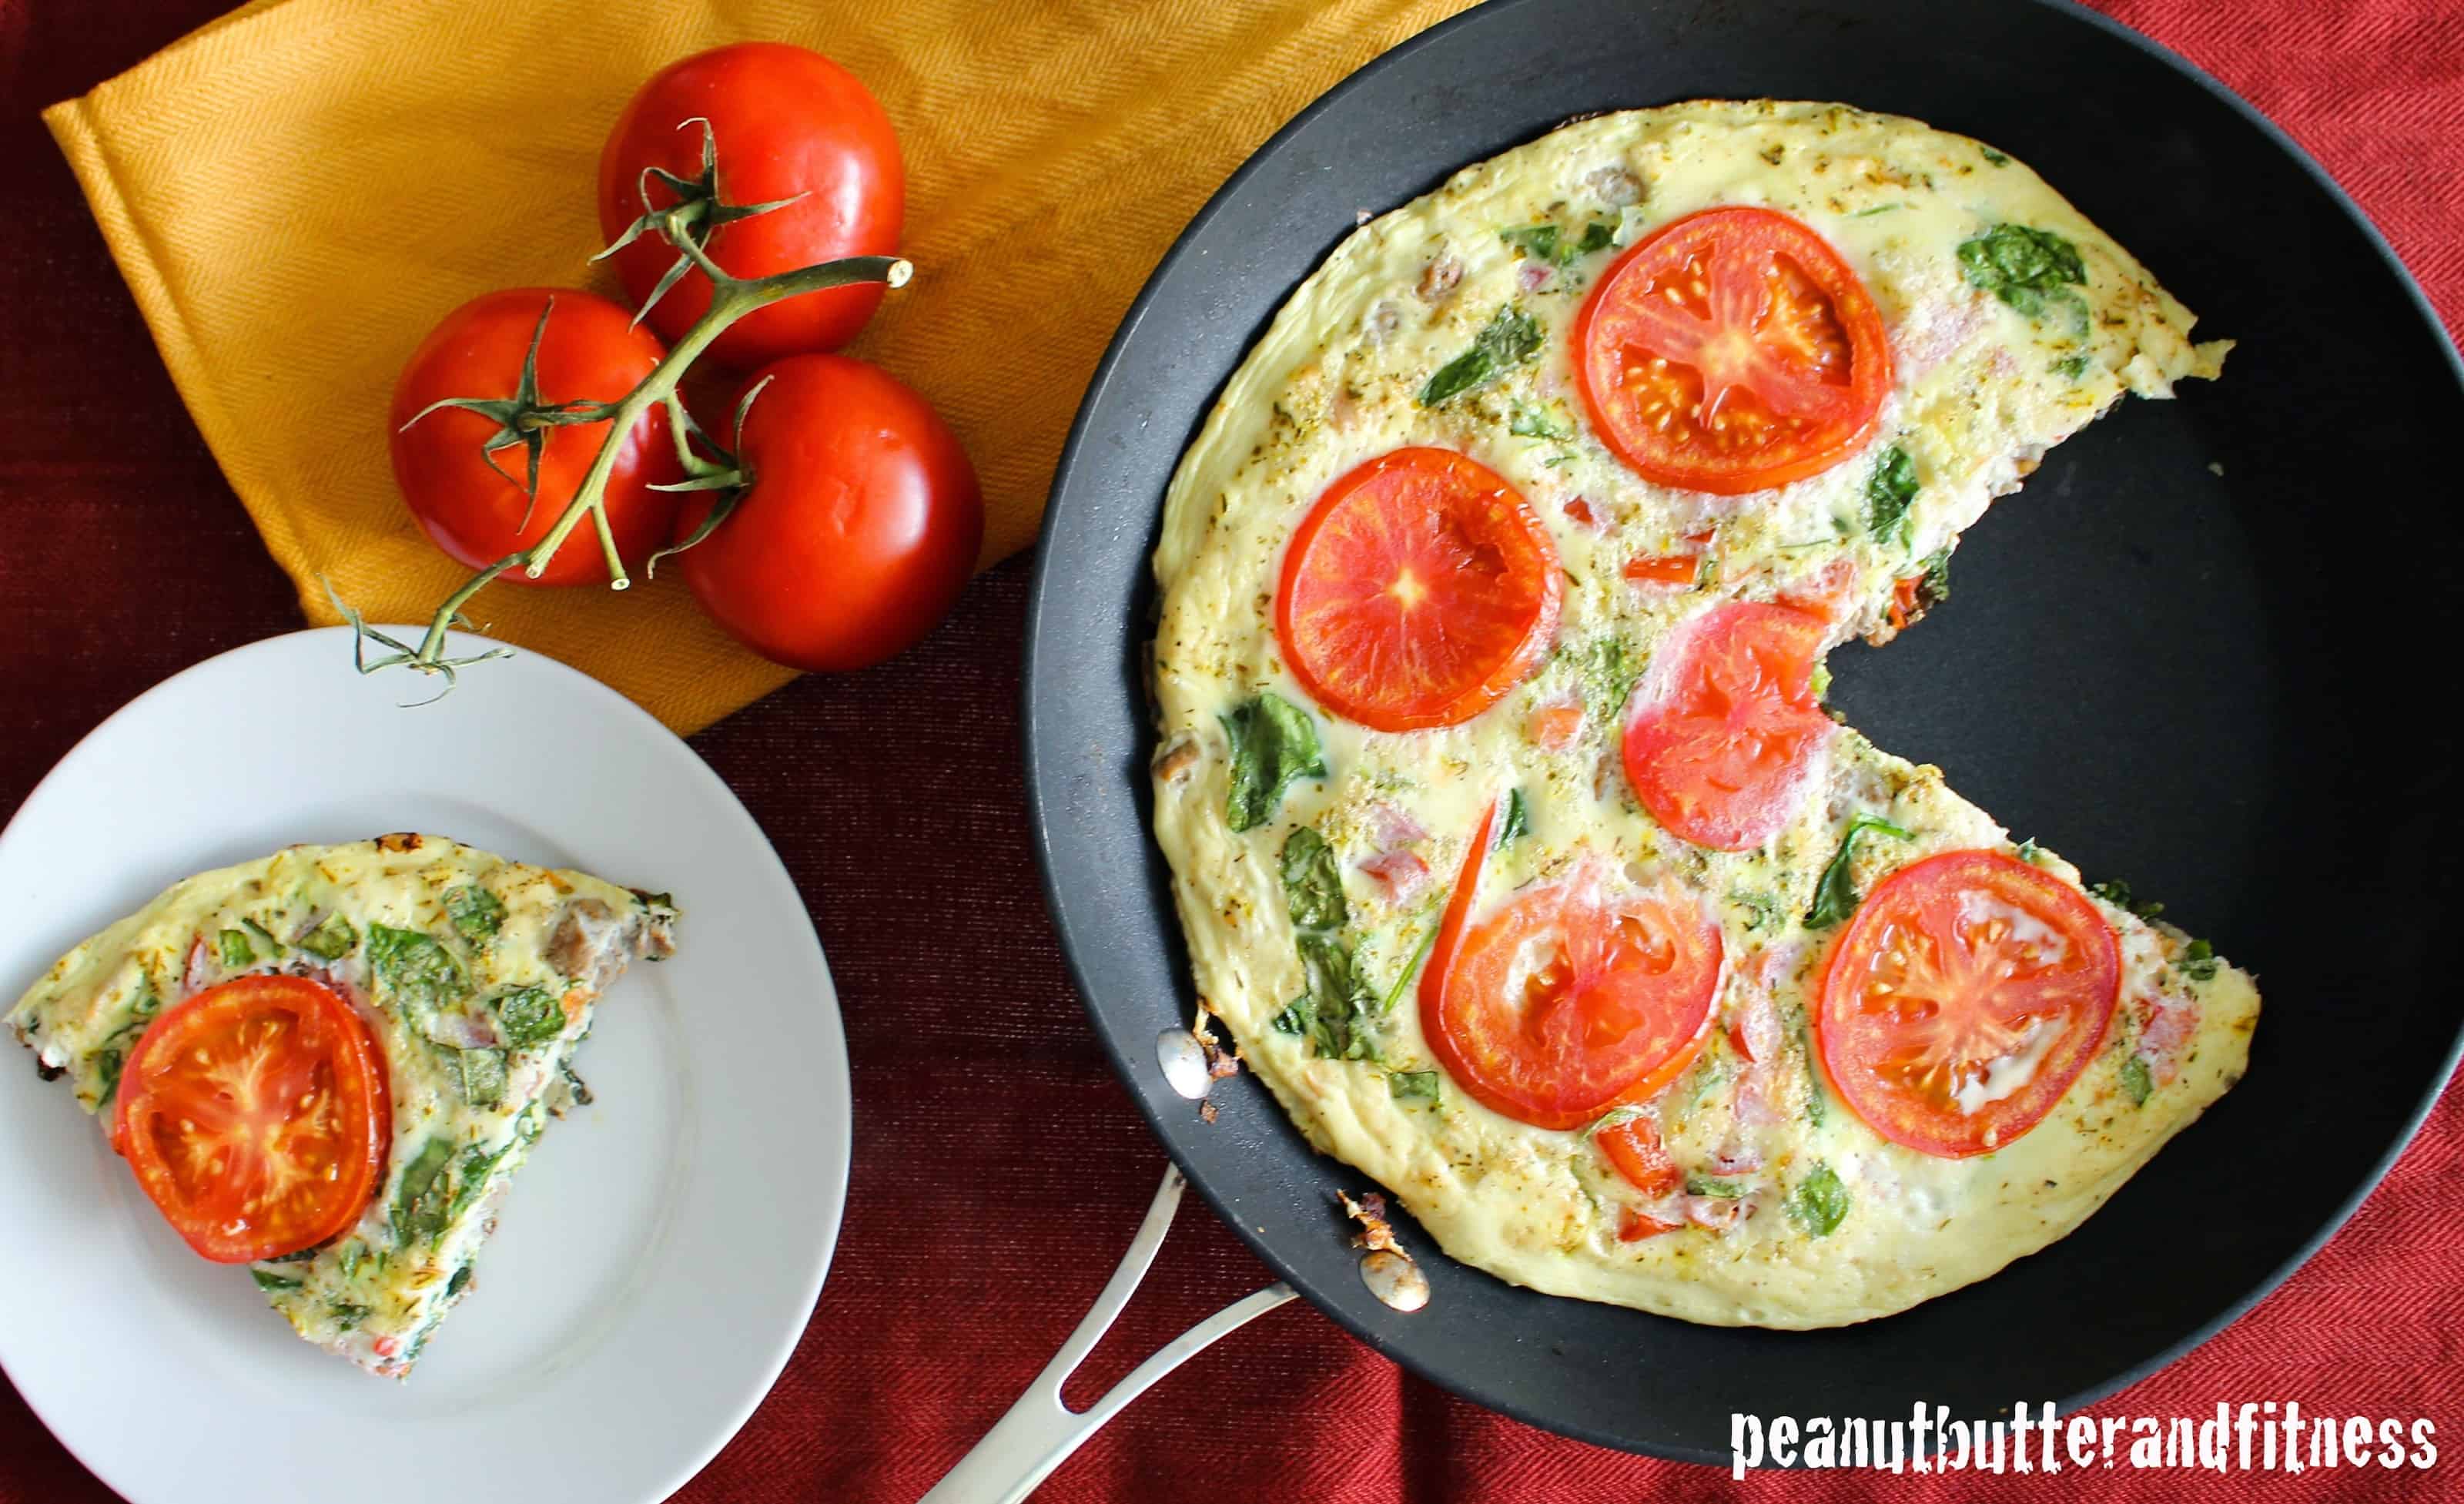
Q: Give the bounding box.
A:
[1277,447,1562,732]
[1816,849,2121,1158]
[1622,601,1837,851]
[114,976,390,1263]
[1575,206,1891,494]
[1421,802,1722,1131]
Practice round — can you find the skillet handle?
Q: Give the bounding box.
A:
[917,1163,1297,1504]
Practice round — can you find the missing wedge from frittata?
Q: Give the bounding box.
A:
[1149,101,2255,1327]
[5,836,678,1375]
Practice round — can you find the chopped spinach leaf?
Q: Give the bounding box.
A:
[2014,836,2044,864]
[1865,444,1919,544]
[1388,1070,1441,1104]
[336,1239,367,1280]
[1293,931,1380,1061]
[1279,827,1349,931]
[1980,146,2010,166]
[2054,353,2091,379]
[1806,812,1917,928]
[297,914,358,962]
[94,1047,125,1109]
[1685,1174,1743,1199]
[1418,304,1545,406]
[443,884,506,943]
[391,1137,454,1246]
[2179,938,2220,983]
[249,1268,303,1293]
[1499,789,1531,845]
[1573,219,1616,256]
[1730,889,1783,933]
[1578,637,1645,723]
[1221,692,1327,832]
[446,1264,474,1299]
[1508,403,1572,440]
[453,1047,508,1108]
[1270,999,1311,1036]
[1377,916,1443,1017]
[1956,223,2087,319]
[2087,879,2164,920]
[1498,223,1564,263]
[240,918,283,957]
[449,1143,509,1222]
[264,1243,324,1264]
[1913,548,1952,613]
[557,1058,594,1108]
[328,1301,371,1331]
[1786,1162,1852,1237]
[2121,1053,2154,1107]
[495,987,567,1051]
[216,928,256,969]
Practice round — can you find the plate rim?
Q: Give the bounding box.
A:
[0,625,852,1503]
[1020,0,2464,1460]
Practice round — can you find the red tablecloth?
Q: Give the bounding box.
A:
[4,2,2460,1500]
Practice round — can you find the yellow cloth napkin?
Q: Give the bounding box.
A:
[45,0,1477,734]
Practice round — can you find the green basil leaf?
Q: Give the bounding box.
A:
[1388,1070,1441,1104]
[1579,637,1644,724]
[2121,1054,2154,1107]
[1573,219,1616,256]
[1786,1162,1851,1237]
[1914,548,1952,615]
[1685,1174,1743,1199]
[449,1143,509,1221]
[216,928,256,970]
[443,885,505,943]
[1280,827,1350,932]
[249,1268,304,1293]
[1865,445,1919,542]
[1805,813,1917,928]
[1508,403,1572,440]
[1294,931,1380,1061]
[494,986,567,1051]
[367,925,470,1038]
[1222,692,1327,832]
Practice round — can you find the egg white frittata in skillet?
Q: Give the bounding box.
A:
[8,836,677,1375]
[1149,101,2258,1326]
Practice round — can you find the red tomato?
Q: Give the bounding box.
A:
[1598,1115,1684,1196]
[1624,553,1701,587]
[1622,601,1837,851]
[1276,448,1562,732]
[390,289,683,585]
[1816,849,2121,1158]
[1421,802,1722,1131]
[598,42,904,368]
[1574,207,1892,494]
[1619,1206,1684,1242]
[115,976,390,1263]
[672,354,982,672]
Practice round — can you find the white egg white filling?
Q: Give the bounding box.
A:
[1149,101,2256,1327]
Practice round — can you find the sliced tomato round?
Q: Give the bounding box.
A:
[1622,601,1836,851]
[1574,206,1891,494]
[1276,447,1562,732]
[1421,803,1722,1131]
[1816,849,2121,1158]
[115,976,390,1263]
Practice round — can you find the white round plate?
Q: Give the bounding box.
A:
[0,628,848,1504]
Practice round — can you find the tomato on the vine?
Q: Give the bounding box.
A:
[389,288,683,585]
[671,354,982,672]
[598,42,904,369]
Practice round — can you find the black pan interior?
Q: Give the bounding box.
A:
[1023,0,2464,1462]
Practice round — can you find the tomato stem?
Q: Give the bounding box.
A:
[361,249,912,685]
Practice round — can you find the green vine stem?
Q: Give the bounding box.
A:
[342,219,909,688]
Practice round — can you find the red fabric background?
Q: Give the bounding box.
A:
[2,2,2459,1499]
